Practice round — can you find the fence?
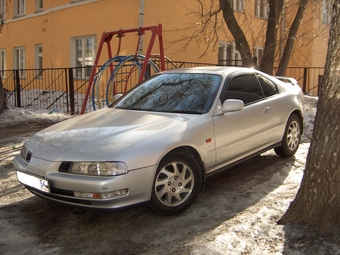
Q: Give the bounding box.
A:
[2,63,323,115]
[2,68,88,114]
[275,66,324,96]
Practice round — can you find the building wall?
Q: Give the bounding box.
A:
[0,0,330,72]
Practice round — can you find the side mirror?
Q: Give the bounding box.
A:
[222,99,244,113]
[113,93,123,101]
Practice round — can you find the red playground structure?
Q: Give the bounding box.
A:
[80,24,165,114]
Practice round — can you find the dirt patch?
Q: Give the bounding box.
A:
[0,123,54,206]
[0,123,339,255]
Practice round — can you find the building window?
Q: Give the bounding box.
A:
[229,0,244,12]
[35,44,43,77]
[0,0,6,20]
[14,0,26,16]
[253,47,264,67]
[0,49,5,77]
[255,0,269,19]
[322,0,332,25]
[14,47,25,78]
[72,35,96,79]
[218,43,233,66]
[218,42,242,66]
[36,0,43,11]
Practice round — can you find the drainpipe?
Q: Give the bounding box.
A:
[139,0,144,55]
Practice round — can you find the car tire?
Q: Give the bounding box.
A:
[274,114,302,157]
[150,151,201,215]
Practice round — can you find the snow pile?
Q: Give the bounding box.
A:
[4,88,93,114]
[0,107,73,128]
[301,95,317,142]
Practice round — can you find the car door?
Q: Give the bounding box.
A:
[212,72,277,170]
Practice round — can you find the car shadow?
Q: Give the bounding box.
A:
[0,151,297,254]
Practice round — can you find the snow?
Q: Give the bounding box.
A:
[301,95,318,142]
[0,107,73,128]
[4,88,106,115]
[3,95,336,255]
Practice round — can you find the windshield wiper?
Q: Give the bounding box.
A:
[168,110,202,114]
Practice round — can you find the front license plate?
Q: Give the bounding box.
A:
[17,171,50,193]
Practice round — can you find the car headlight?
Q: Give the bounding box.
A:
[68,162,128,176]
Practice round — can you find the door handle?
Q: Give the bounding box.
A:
[262,106,271,114]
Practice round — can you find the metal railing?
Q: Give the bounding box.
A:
[275,67,324,96]
[2,68,89,114]
[2,64,323,115]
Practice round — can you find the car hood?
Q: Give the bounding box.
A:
[26,108,197,164]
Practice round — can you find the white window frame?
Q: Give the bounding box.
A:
[234,50,242,66]
[35,44,43,77]
[322,0,332,25]
[71,35,96,79]
[14,0,26,17]
[35,0,43,12]
[14,47,26,78]
[0,49,5,78]
[253,47,264,67]
[218,41,242,66]
[229,0,244,12]
[0,0,6,20]
[255,0,269,19]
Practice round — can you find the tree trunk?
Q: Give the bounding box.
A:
[276,0,308,76]
[259,0,284,74]
[219,0,253,67]
[0,75,8,114]
[279,1,340,237]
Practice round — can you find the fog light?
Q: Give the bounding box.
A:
[73,189,128,199]
[101,189,129,199]
[73,192,100,199]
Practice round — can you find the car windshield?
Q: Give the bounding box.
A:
[113,73,222,114]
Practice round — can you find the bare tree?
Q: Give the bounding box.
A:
[0,2,6,114]
[218,0,253,66]
[0,75,7,113]
[276,0,309,76]
[222,0,311,74]
[259,0,284,74]
[174,0,325,75]
[0,1,4,34]
[279,1,340,238]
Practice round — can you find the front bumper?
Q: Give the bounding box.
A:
[13,154,157,209]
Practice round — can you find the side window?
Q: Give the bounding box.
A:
[221,74,264,105]
[256,74,278,97]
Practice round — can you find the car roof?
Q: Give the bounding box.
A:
[162,66,255,76]
[159,67,298,92]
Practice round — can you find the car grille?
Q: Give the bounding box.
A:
[50,187,74,196]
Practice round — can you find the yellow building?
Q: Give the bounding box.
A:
[0,0,332,102]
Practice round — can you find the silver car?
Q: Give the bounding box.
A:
[14,67,304,215]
